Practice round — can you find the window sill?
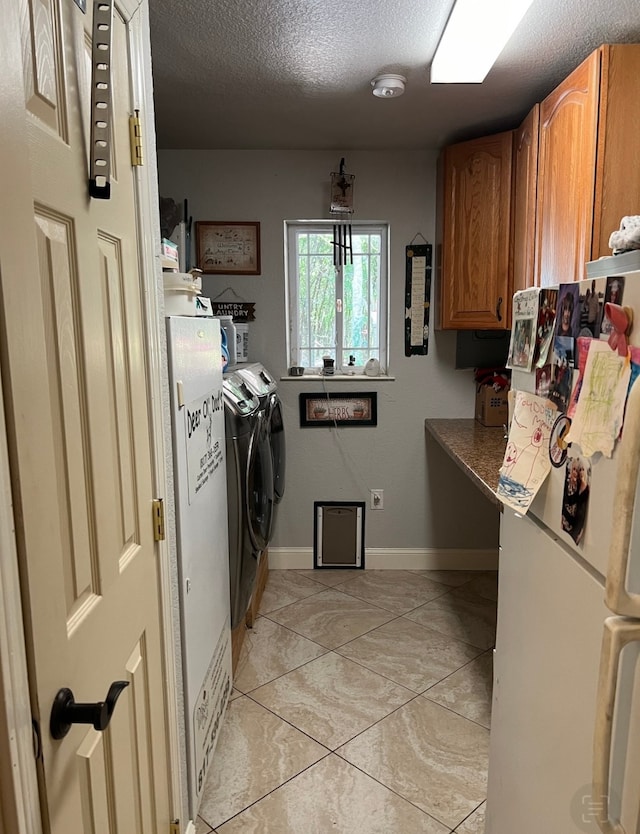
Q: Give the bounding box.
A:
[279,373,396,382]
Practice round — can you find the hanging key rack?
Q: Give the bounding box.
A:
[88,0,114,199]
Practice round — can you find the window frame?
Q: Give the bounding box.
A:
[284,220,389,374]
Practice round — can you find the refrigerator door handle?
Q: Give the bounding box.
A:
[606,378,640,617]
[593,616,640,834]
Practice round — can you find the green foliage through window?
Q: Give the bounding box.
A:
[286,223,388,372]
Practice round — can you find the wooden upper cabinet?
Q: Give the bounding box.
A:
[535,50,600,287]
[535,44,640,287]
[439,131,513,329]
[512,105,539,292]
[437,43,640,327]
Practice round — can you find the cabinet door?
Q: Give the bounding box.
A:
[535,49,600,287]
[440,131,513,329]
[592,44,640,261]
[512,105,539,292]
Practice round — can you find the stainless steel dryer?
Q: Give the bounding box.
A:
[234,363,286,522]
[222,372,274,629]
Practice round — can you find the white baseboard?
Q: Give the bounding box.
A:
[268,548,312,569]
[268,547,498,571]
[184,821,196,834]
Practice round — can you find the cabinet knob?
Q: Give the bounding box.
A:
[496,297,503,322]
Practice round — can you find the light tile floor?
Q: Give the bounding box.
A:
[196,568,497,834]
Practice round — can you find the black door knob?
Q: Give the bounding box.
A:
[50,681,129,740]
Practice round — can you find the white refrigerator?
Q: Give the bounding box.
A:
[486,269,640,833]
[166,316,232,818]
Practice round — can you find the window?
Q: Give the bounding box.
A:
[285,221,389,373]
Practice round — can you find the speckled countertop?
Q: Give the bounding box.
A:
[424,419,506,510]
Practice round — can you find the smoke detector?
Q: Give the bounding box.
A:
[370,74,406,98]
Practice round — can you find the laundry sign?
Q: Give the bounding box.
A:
[210,301,255,322]
[185,387,224,503]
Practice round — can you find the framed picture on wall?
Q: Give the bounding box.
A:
[299,392,377,427]
[195,221,261,275]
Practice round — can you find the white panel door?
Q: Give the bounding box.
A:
[1,0,171,831]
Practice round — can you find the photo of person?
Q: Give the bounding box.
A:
[579,279,604,337]
[561,456,591,545]
[535,288,558,368]
[508,318,535,368]
[554,284,580,340]
[506,287,539,371]
[600,276,625,337]
[536,365,552,398]
[548,337,574,413]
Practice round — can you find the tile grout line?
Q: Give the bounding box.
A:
[260,585,474,648]
[235,627,486,709]
[239,677,426,760]
[247,604,490,697]
[231,620,330,695]
[330,748,459,831]
[350,758,461,831]
[451,797,486,832]
[262,579,496,650]
[234,646,331,697]
[199,749,334,831]
[420,645,494,694]
[419,693,493,732]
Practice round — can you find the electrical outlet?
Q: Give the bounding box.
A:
[370,489,384,510]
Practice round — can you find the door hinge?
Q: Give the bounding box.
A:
[152,499,165,541]
[169,822,181,834]
[129,110,144,166]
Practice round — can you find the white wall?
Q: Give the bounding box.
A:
[158,150,499,556]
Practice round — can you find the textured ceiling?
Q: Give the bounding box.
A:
[149,0,640,151]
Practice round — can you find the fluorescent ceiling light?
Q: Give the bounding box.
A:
[431,0,535,83]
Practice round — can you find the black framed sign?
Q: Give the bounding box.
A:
[405,243,432,356]
[299,392,377,427]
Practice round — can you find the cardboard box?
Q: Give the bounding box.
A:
[475,384,509,427]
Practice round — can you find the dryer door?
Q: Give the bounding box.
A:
[246,413,274,551]
[270,393,286,504]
